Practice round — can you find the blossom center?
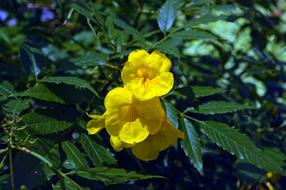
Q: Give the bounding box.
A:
[136,67,156,81]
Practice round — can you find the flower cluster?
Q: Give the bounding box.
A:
[87,50,184,161]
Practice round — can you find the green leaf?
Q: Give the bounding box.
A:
[185,14,227,28]
[200,121,285,174]
[157,0,176,33]
[113,19,146,43]
[173,30,217,40]
[72,167,164,185]
[191,86,224,98]
[0,81,15,98]
[71,2,96,23]
[20,44,41,79]
[18,84,64,104]
[3,99,31,115]
[163,101,179,129]
[40,76,98,96]
[70,52,109,67]
[62,141,89,169]
[174,86,224,99]
[23,112,72,134]
[189,101,255,115]
[53,178,78,190]
[180,117,203,175]
[80,134,116,166]
[155,39,181,57]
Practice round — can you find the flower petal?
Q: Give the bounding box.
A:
[127,49,149,63]
[131,119,184,161]
[119,118,149,144]
[148,50,172,72]
[110,136,124,152]
[104,87,132,110]
[136,97,165,134]
[86,114,105,135]
[131,139,160,161]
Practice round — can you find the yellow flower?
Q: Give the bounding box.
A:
[86,113,106,135]
[121,50,174,101]
[110,136,133,152]
[104,87,165,145]
[131,119,184,161]
[110,136,124,152]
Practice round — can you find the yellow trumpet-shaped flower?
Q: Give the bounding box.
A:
[104,87,165,145]
[121,50,174,101]
[131,119,184,161]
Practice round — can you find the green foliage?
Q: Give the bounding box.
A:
[180,117,203,175]
[23,112,72,134]
[191,86,224,98]
[62,141,89,169]
[1,0,286,189]
[40,76,98,96]
[0,81,15,98]
[188,101,255,115]
[19,84,64,104]
[71,167,164,185]
[80,134,116,166]
[199,121,286,175]
[3,99,31,115]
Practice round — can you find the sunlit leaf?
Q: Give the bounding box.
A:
[173,30,217,40]
[185,14,227,28]
[188,101,255,115]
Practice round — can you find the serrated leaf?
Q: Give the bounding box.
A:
[62,141,89,169]
[185,14,227,28]
[163,101,179,128]
[72,167,164,185]
[40,76,98,96]
[180,117,203,175]
[157,0,176,33]
[191,86,224,98]
[23,112,72,134]
[189,101,255,115]
[3,99,31,115]
[200,121,286,174]
[70,52,108,67]
[173,30,217,40]
[80,134,116,166]
[18,84,64,104]
[0,81,15,98]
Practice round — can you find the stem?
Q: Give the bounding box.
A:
[133,0,143,27]
[17,147,53,168]
[57,170,83,190]
[8,148,15,190]
[16,147,69,190]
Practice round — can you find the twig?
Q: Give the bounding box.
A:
[8,148,15,190]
